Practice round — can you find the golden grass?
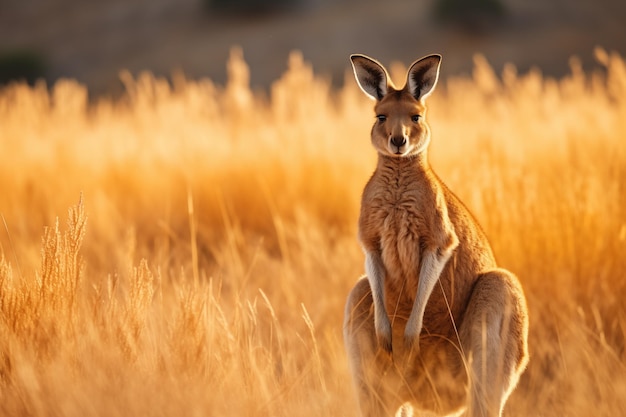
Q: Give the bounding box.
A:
[1,47,625,416]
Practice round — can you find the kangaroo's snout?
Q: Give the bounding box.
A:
[390,136,407,147]
[389,135,408,154]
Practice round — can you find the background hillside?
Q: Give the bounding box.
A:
[1,0,625,93]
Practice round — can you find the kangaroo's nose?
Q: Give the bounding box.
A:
[390,136,407,147]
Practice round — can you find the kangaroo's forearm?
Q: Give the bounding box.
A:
[405,244,456,345]
[365,251,392,352]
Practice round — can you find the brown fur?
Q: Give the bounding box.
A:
[344,54,529,417]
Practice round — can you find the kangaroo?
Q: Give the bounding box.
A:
[343,54,529,417]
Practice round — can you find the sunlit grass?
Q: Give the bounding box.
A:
[1,47,625,416]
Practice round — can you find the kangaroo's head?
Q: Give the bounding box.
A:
[350,54,441,158]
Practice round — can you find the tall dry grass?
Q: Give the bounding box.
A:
[1,47,625,416]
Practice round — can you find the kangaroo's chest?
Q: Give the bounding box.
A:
[362,185,429,281]
[362,189,455,326]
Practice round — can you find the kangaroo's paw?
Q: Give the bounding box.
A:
[376,320,393,354]
[403,329,421,353]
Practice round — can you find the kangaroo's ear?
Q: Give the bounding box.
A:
[350,54,390,101]
[406,54,441,101]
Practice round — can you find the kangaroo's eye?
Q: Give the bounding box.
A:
[411,115,421,123]
[376,115,387,123]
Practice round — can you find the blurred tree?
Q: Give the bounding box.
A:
[434,0,506,31]
[0,49,46,86]
[205,0,300,15]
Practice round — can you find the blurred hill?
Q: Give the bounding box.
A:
[1,0,625,94]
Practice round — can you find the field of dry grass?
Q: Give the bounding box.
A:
[1,48,625,416]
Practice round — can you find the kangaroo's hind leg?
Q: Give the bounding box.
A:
[459,268,529,417]
[344,277,404,417]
